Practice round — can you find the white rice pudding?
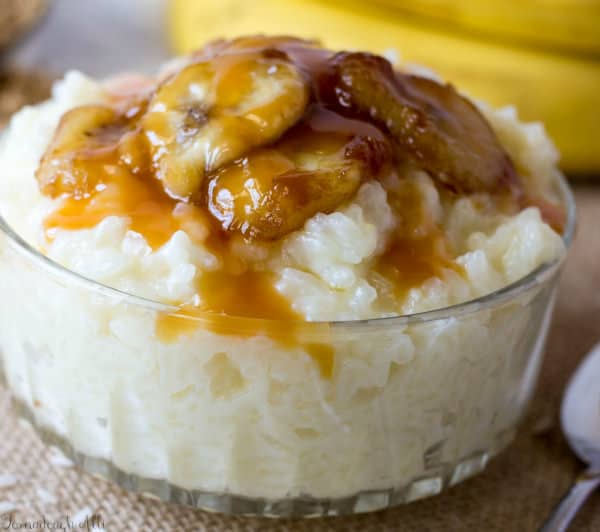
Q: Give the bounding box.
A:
[0,40,567,504]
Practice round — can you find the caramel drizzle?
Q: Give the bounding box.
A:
[36,37,564,378]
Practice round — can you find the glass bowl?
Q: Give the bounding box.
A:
[0,176,575,518]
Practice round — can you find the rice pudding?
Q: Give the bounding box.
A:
[0,36,571,515]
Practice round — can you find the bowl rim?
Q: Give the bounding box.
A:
[0,173,576,329]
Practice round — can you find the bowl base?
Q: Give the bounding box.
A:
[5,391,515,518]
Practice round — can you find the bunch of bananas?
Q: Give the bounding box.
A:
[169,0,600,176]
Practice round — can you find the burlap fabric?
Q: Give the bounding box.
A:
[0,0,48,51]
[0,73,598,531]
[0,68,52,127]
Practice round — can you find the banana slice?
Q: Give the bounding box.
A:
[142,50,310,200]
[205,107,390,240]
[319,52,520,195]
[36,105,125,198]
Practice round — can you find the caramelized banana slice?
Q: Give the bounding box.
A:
[36,105,127,197]
[142,51,309,200]
[319,52,519,195]
[206,148,361,241]
[206,108,389,240]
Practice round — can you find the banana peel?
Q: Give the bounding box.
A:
[369,0,600,55]
[168,0,600,175]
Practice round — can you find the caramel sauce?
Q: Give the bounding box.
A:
[44,166,181,248]
[374,178,464,298]
[375,235,461,298]
[155,273,335,378]
[156,310,335,379]
[34,36,563,378]
[196,270,299,320]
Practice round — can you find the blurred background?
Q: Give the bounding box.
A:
[1,0,599,178]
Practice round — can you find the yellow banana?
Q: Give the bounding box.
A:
[368,0,600,55]
[168,0,600,175]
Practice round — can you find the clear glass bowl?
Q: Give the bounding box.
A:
[0,177,575,518]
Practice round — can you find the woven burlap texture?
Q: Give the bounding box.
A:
[0,89,598,529]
